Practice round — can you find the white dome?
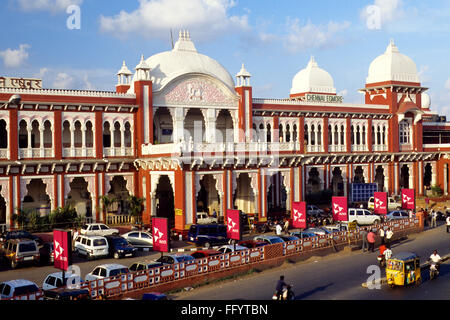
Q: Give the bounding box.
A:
[128,31,235,93]
[366,40,419,84]
[421,93,431,109]
[290,56,336,95]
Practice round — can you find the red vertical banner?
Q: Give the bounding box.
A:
[292,202,307,229]
[53,230,72,271]
[401,189,415,210]
[226,209,241,241]
[374,192,388,215]
[152,217,170,253]
[332,196,348,221]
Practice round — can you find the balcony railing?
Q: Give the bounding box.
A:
[328,145,346,152]
[351,145,369,152]
[103,147,133,157]
[0,149,8,159]
[19,148,54,159]
[372,145,388,152]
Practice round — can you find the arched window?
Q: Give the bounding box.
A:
[399,120,411,144]
[266,123,272,142]
[0,120,7,148]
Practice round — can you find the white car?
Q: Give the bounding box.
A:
[216,245,248,254]
[74,235,109,260]
[367,197,401,211]
[307,205,324,216]
[0,279,41,299]
[42,271,83,290]
[347,208,381,226]
[80,223,119,236]
[196,212,218,224]
[85,264,130,282]
[121,231,153,248]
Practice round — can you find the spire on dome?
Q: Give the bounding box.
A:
[135,54,150,81]
[173,29,197,52]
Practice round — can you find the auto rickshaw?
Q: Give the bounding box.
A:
[386,252,422,288]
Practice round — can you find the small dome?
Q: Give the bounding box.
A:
[290,56,336,95]
[128,30,235,93]
[117,61,132,76]
[421,93,431,109]
[367,40,419,84]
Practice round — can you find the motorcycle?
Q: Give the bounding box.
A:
[272,285,295,301]
[430,262,440,280]
[377,254,386,267]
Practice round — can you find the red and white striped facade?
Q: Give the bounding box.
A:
[0,33,448,233]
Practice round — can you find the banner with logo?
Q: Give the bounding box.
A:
[152,217,170,253]
[374,192,388,215]
[332,196,348,221]
[292,202,307,229]
[226,209,241,241]
[401,189,415,210]
[53,229,72,271]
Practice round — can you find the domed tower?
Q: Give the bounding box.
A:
[361,40,429,153]
[116,61,133,93]
[290,56,336,99]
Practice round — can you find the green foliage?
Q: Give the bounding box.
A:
[431,185,443,197]
[100,194,116,213]
[128,195,145,217]
[48,205,79,229]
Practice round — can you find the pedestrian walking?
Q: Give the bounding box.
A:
[385,227,393,248]
[283,218,290,234]
[367,229,376,253]
[379,227,385,245]
[446,215,450,233]
[275,221,283,236]
[361,228,368,252]
[431,209,437,228]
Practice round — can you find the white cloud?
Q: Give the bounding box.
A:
[51,71,98,90]
[445,77,450,90]
[361,0,404,29]
[15,0,83,13]
[283,19,351,53]
[0,44,31,68]
[52,72,75,89]
[99,0,249,41]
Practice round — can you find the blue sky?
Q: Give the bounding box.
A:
[1,0,450,118]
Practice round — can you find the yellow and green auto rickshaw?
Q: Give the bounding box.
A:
[386,252,422,288]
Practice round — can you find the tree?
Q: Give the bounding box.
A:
[49,205,79,229]
[128,195,145,224]
[100,195,116,214]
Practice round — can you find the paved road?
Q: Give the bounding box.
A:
[173,225,450,300]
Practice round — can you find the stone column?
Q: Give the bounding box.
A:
[70,126,75,157]
[39,123,45,157]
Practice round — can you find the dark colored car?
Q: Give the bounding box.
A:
[190,249,221,259]
[44,288,90,301]
[155,254,195,265]
[279,235,299,242]
[237,240,269,249]
[105,236,137,259]
[142,292,168,300]
[289,231,317,239]
[39,242,54,265]
[0,230,43,246]
[187,224,228,248]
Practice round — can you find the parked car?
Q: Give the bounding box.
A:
[237,240,269,249]
[385,210,410,221]
[367,196,401,211]
[217,245,248,254]
[303,227,331,236]
[0,230,43,246]
[187,224,228,248]
[74,235,109,260]
[43,288,90,301]
[142,292,168,300]
[39,242,54,266]
[347,208,381,226]
[323,224,349,232]
[42,271,83,290]
[307,205,324,216]
[121,230,153,248]
[196,212,218,224]
[190,249,222,259]
[0,279,41,300]
[289,231,317,239]
[105,235,137,259]
[85,264,129,282]
[253,235,285,245]
[0,238,40,269]
[279,235,299,242]
[129,260,164,272]
[80,223,119,236]
[155,254,195,265]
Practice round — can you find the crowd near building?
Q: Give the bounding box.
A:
[1,31,450,235]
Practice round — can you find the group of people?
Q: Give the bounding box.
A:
[274,218,290,236]
[361,226,394,253]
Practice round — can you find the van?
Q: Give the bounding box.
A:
[347,208,381,226]
[0,279,41,300]
[42,271,84,290]
[367,197,401,211]
[74,235,109,260]
[187,224,227,248]
[1,239,40,269]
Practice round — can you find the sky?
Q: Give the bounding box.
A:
[1,0,450,118]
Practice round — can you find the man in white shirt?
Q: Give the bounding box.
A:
[429,250,442,272]
[385,228,393,248]
[431,210,437,228]
[275,222,283,236]
[383,247,392,261]
[446,215,450,233]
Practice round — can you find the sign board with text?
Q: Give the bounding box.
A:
[374,192,388,215]
[401,189,415,210]
[332,196,348,222]
[292,202,307,229]
[152,217,170,253]
[53,229,72,271]
[226,209,241,241]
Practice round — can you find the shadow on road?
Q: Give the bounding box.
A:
[295,283,333,300]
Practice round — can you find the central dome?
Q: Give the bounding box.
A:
[366,40,419,84]
[290,56,336,96]
[128,31,235,93]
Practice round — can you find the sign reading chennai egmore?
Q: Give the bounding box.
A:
[401,189,415,210]
[152,217,170,253]
[53,230,72,271]
[226,209,241,241]
[332,197,348,221]
[292,202,307,229]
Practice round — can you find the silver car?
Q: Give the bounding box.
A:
[121,231,153,248]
